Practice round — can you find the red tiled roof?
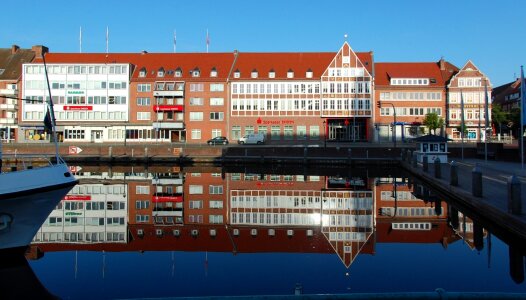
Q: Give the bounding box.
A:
[231,51,373,80]
[375,61,458,87]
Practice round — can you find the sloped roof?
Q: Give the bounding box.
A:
[0,46,36,80]
[375,60,458,87]
[231,51,373,80]
[492,78,521,106]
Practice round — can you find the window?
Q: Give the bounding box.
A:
[211,129,221,137]
[234,70,240,78]
[189,200,203,209]
[210,200,223,209]
[189,97,204,105]
[136,97,150,106]
[232,126,241,140]
[209,215,224,224]
[269,71,275,78]
[210,98,224,105]
[191,129,201,139]
[210,112,224,121]
[190,112,203,121]
[135,200,150,209]
[188,185,203,195]
[284,125,293,140]
[136,186,150,194]
[210,84,224,92]
[137,112,151,120]
[209,185,223,194]
[189,83,204,92]
[137,84,151,92]
[271,126,280,140]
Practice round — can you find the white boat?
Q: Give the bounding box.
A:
[0,54,78,250]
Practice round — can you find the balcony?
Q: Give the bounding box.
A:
[152,178,183,185]
[153,105,184,112]
[0,89,17,95]
[0,103,17,110]
[0,118,16,124]
[153,90,184,97]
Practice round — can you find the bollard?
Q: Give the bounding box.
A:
[472,164,483,197]
[507,175,522,215]
[144,147,148,158]
[434,157,441,179]
[401,149,406,161]
[412,154,417,168]
[450,161,458,186]
[473,222,484,251]
[423,155,428,172]
[303,147,308,164]
[245,149,248,157]
[109,146,113,158]
[347,148,352,165]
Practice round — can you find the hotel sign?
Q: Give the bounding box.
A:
[63,195,91,201]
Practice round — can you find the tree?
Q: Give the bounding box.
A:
[491,104,507,136]
[423,112,444,135]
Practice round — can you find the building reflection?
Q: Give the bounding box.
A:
[27,165,519,278]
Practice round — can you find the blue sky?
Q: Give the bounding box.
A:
[2,0,524,86]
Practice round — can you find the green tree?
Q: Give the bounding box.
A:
[491,104,507,135]
[423,112,444,135]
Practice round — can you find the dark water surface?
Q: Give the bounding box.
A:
[5,165,526,299]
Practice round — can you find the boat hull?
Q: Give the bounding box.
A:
[0,164,78,249]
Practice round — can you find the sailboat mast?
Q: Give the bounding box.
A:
[41,53,60,163]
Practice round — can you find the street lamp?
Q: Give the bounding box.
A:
[323,120,327,148]
[380,101,397,148]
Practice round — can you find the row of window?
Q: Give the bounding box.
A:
[69,185,126,195]
[449,110,487,120]
[188,200,224,209]
[24,111,127,123]
[25,64,128,75]
[33,232,125,243]
[230,212,372,227]
[449,92,490,103]
[379,92,442,101]
[380,107,442,116]
[230,174,320,181]
[188,112,225,121]
[188,185,224,194]
[231,125,320,140]
[327,67,367,77]
[390,78,430,86]
[47,217,125,226]
[187,214,224,224]
[231,195,372,210]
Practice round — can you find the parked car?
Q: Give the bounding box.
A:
[207,136,229,145]
[238,133,265,144]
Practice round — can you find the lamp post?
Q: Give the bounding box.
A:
[323,120,327,148]
[382,102,397,148]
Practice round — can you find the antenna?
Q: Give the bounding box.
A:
[106,26,109,54]
[173,29,177,53]
[79,26,82,53]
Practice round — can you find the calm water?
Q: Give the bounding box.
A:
[4,165,526,299]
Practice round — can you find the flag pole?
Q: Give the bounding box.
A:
[521,66,525,170]
[206,29,209,53]
[79,26,82,53]
[106,26,109,54]
[484,79,489,162]
[173,29,176,53]
[460,90,465,160]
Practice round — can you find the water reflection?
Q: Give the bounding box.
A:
[9,164,526,297]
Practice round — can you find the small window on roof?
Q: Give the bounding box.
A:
[139,68,146,77]
[306,68,313,78]
[210,67,217,77]
[269,69,275,78]
[157,68,165,77]
[234,69,240,78]
[251,69,258,78]
[287,69,294,78]
[192,68,200,77]
[175,68,182,77]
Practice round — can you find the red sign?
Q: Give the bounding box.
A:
[63,106,93,111]
[256,117,294,125]
[153,105,184,112]
[68,146,83,155]
[152,196,183,202]
[63,195,91,201]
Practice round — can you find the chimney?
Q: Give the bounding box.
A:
[11,45,19,54]
[439,58,445,71]
[31,45,49,58]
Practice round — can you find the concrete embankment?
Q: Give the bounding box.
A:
[1,143,404,165]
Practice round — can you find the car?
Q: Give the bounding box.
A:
[207,136,229,145]
[238,133,265,144]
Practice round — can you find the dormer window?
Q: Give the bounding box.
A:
[157,68,165,77]
[287,69,294,78]
[234,69,240,78]
[269,69,275,78]
[139,67,146,77]
[306,68,313,78]
[210,67,217,77]
[192,67,200,77]
[251,69,258,78]
[175,67,182,77]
